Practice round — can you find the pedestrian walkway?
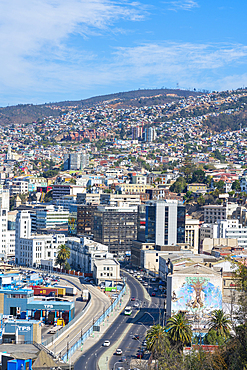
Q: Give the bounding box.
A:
[71,284,131,364]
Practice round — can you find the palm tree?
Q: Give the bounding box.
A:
[166,313,192,351]
[146,324,168,357]
[208,309,231,337]
[55,244,71,269]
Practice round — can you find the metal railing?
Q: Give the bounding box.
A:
[58,284,126,362]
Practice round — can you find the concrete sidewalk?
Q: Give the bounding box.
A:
[71,284,131,364]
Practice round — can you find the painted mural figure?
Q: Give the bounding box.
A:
[190,279,206,309]
[171,275,222,316]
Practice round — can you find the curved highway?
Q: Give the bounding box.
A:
[49,275,110,356]
[74,272,160,370]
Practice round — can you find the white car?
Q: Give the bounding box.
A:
[103,340,111,347]
[133,302,139,308]
[116,348,123,355]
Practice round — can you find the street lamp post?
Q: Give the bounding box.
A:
[144,311,155,325]
[138,321,150,331]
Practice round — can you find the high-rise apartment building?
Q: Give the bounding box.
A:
[144,127,156,142]
[64,151,89,170]
[0,189,13,258]
[137,200,186,246]
[132,126,143,141]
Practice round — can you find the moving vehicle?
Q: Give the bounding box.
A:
[151,292,156,296]
[131,297,135,301]
[133,334,140,340]
[116,349,123,355]
[103,340,110,347]
[82,289,89,301]
[124,306,132,315]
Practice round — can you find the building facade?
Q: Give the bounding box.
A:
[144,200,186,246]
[93,205,138,255]
[64,152,89,170]
[185,217,200,254]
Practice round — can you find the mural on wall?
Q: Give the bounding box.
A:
[171,275,222,317]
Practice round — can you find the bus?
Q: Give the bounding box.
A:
[124,306,132,316]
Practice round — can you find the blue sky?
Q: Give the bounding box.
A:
[1,0,247,106]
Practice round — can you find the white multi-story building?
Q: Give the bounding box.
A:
[0,189,9,210]
[131,175,147,185]
[185,217,200,254]
[15,210,66,266]
[93,259,120,285]
[0,209,8,258]
[7,180,29,196]
[17,234,65,267]
[67,236,113,272]
[217,219,247,248]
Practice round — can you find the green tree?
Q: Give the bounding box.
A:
[166,313,192,352]
[208,309,231,337]
[204,329,226,346]
[170,177,187,193]
[191,169,205,184]
[146,324,167,357]
[215,180,225,190]
[55,244,71,269]
[197,194,205,206]
[232,180,241,191]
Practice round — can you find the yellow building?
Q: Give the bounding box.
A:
[116,183,153,194]
[187,183,207,192]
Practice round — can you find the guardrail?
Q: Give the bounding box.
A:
[59,284,126,362]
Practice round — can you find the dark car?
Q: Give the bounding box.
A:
[131,297,136,301]
[133,334,140,340]
[137,351,144,359]
[121,356,127,362]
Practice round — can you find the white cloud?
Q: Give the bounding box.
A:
[165,0,199,11]
[0,0,145,94]
[112,42,247,76]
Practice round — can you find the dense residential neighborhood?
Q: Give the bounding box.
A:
[0,88,247,369]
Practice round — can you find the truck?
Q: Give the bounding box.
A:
[82,289,89,301]
[54,285,77,296]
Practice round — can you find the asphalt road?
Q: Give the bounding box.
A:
[74,272,162,370]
